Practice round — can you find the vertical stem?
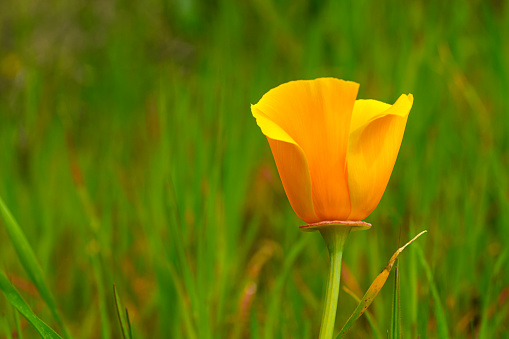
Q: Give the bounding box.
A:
[318,227,351,339]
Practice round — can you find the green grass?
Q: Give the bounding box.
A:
[1,0,508,337]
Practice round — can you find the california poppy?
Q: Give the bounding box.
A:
[251,78,413,225]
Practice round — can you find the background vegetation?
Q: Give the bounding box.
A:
[1,0,508,337]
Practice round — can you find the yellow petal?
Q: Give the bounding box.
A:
[252,108,320,223]
[252,78,359,221]
[347,94,413,221]
[349,100,392,133]
[268,138,321,224]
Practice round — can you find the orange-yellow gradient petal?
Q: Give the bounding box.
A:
[252,78,359,221]
[252,108,319,223]
[268,139,321,224]
[347,94,413,220]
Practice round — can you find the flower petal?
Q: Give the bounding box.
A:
[347,94,413,221]
[252,78,359,221]
[267,138,321,224]
[252,108,320,223]
[349,100,392,133]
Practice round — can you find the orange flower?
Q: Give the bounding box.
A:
[252,78,413,224]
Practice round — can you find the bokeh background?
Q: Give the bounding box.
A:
[1,0,508,338]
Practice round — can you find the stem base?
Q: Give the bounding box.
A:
[318,227,351,339]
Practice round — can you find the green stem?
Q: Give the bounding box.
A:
[318,227,351,339]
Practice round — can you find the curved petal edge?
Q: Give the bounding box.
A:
[347,94,413,220]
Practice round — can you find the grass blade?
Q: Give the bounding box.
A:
[0,271,62,339]
[407,222,418,337]
[113,284,132,339]
[336,231,427,338]
[92,257,111,339]
[264,235,309,339]
[13,303,22,339]
[342,287,382,339]
[125,309,133,339]
[415,244,450,338]
[390,258,400,339]
[1,310,14,339]
[0,196,70,338]
[167,262,197,339]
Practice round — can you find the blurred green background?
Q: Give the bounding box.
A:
[1,0,508,338]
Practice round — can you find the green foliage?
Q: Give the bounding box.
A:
[390,258,400,339]
[0,197,69,337]
[0,271,62,338]
[336,231,425,338]
[113,284,133,339]
[415,244,450,338]
[0,0,508,337]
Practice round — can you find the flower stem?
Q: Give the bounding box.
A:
[318,227,351,339]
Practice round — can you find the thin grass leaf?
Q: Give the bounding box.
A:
[164,180,200,312]
[414,244,449,338]
[390,258,400,339]
[13,303,22,339]
[125,309,133,339]
[1,311,14,339]
[493,247,508,277]
[0,271,62,339]
[336,231,427,338]
[92,257,111,339]
[408,222,418,337]
[264,235,309,339]
[113,284,132,339]
[167,263,197,339]
[492,295,509,337]
[342,287,382,339]
[0,197,70,339]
